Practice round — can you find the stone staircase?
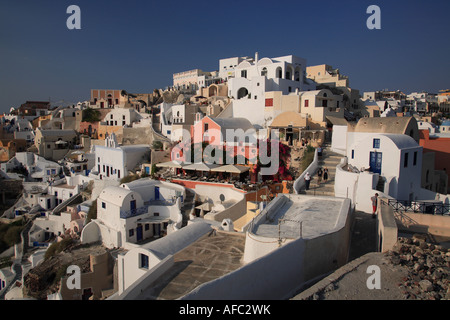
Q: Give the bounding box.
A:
[180,189,195,227]
[303,148,342,197]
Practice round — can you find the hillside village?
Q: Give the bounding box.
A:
[0,53,449,300]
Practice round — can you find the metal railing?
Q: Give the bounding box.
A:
[380,198,450,216]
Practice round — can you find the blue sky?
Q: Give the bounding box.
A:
[1,0,449,113]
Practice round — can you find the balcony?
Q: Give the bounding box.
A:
[120,198,177,219]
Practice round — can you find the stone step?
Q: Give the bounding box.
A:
[304,189,335,197]
[309,184,335,192]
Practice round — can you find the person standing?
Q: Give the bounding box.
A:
[317,167,323,184]
[304,172,311,190]
[371,193,379,218]
[323,167,328,183]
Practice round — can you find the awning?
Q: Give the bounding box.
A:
[211,164,250,174]
[155,161,185,168]
[183,162,221,171]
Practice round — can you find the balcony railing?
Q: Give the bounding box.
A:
[119,198,177,219]
[380,198,450,216]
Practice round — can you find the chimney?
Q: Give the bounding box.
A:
[255,52,259,63]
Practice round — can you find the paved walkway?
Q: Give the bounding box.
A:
[303,148,341,197]
[136,230,246,300]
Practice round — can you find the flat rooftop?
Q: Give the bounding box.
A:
[252,195,346,239]
[136,230,246,300]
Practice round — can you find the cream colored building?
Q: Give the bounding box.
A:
[307,64,364,113]
[264,88,344,129]
[306,64,349,87]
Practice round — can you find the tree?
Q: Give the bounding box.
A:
[82,107,101,123]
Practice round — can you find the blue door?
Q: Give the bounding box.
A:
[130,200,136,216]
[136,225,143,241]
[155,187,160,200]
[370,152,382,174]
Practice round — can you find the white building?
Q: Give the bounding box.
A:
[346,133,423,201]
[102,107,145,127]
[91,133,150,180]
[12,118,35,143]
[0,152,62,182]
[0,268,15,294]
[226,53,316,126]
[81,178,186,249]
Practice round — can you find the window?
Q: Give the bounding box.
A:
[154,212,160,216]
[261,67,267,76]
[265,98,273,107]
[241,70,247,78]
[102,202,106,209]
[204,123,208,132]
[129,229,134,237]
[373,138,380,149]
[145,224,149,231]
[413,151,417,166]
[304,100,309,107]
[351,150,354,159]
[404,152,409,168]
[140,254,149,269]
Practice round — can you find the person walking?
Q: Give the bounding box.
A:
[304,172,311,190]
[371,193,379,218]
[323,167,329,183]
[317,167,323,184]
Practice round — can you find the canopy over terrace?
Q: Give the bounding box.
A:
[211,164,250,174]
[155,161,185,169]
[182,162,221,171]
[211,164,251,183]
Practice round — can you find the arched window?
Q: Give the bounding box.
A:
[261,67,268,77]
[285,67,292,80]
[294,68,301,81]
[237,87,249,99]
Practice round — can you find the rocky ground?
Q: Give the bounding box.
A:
[23,242,107,300]
[293,234,450,300]
[386,236,449,300]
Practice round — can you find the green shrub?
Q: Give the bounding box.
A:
[301,146,316,172]
[44,238,74,260]
[120,174,140,184]
[86,199,97,224]
[3,226,23,246]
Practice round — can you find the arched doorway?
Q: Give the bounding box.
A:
[276,67,282,79]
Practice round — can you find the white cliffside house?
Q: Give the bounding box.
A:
[81,178,186,249]
[91,133,150,181]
